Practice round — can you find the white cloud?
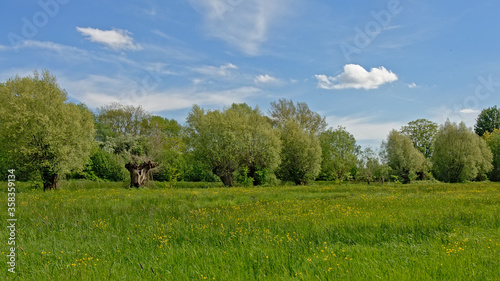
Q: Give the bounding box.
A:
[459,108,480,114]
[188,0,296,55]
[193,63,238,77]
[76,27,142,50]
[315,64,398,90]
[254,74,278,84]
[408,82,418,88]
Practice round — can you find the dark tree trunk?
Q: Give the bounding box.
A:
[219,173,234,187]
[125,161,158,187]
[42,172,58,191]
[212,167,235,187]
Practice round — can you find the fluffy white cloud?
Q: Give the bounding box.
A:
[188,0,296,55]
[76,27,142,50]
[254,74,278,84]
[315,64,398,90]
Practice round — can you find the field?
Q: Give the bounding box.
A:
[2,181,500,280]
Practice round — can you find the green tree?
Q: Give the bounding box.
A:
[186,104,281,186]
[276,119,322,185]
[483,129,500,181]
[319,126,360,184]
[269,99,327,134]
[269,100,324,185]
[400,119,438,158]
[432,121,493,182]
[474,106,500,136]
[0,70,95,190]
[96,103,151,156]
[381,130,426,184]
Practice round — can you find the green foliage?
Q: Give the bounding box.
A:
[400,119,438,158]
[0,70,96,189]
[432,121,493,182]
[186,103,281,186]
[319,126,360,184]
[276,119,322,185]
[474,106,500,136]
[482,129,500,181]
[358,147,387,184]
[381,130,426,183]
[269,98,327,134]
[96,102,151,136]
[90,148,127,181]
[269,100,324,185]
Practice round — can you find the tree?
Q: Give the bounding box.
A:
[475,106,500,136]
[269,100,324,185]
[276,119,322,185]
[381,130,426,184]
[400,119,438,158]
[269,99,327,134]
[186,104,281,186]
[147,116,186,182]
[96,103,151,156]
[319,126,360,184]
[483,129,500,181]
[0,70,95,190]
[125,160,158,187]
[432,121,493,182]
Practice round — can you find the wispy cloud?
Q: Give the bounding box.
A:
[407,82,418,88]
[61,73,262,112]
[254,74,279,84]
[459,108,480,114]
[192,63,238,77]
[76,27,142,51]
[326,114,403,146]
[315,64,397,90]
[188,0,297,55]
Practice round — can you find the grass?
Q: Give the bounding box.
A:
[2,181,500,280]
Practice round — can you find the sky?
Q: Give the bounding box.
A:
[1,0,500,148]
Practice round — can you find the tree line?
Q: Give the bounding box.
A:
[1,71,499,189]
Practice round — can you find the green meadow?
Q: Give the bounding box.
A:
[3,181,500,280]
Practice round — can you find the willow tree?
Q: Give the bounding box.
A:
[0,70,95,190]
[433,121,493,182]
[269,99,325,185]
[186,104,281,186]
[381,130,426,184]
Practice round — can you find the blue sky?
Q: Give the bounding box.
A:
[1,0,500,148]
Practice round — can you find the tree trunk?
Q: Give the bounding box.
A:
[42,172,58,191]
[219,173,234,187]
[125,161,158,187]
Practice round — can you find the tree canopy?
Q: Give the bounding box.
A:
[474,106,500,136]
[433,121,492,182]
[319,126,360,184]
[400,119,438,158]
[186,103,281,186]
[482,129,500,181]
[269,99,327,134]
[0,70,95,189]
[381,130,426,183]
[275,119,322,185]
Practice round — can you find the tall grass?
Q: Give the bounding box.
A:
[2,181,499,280]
